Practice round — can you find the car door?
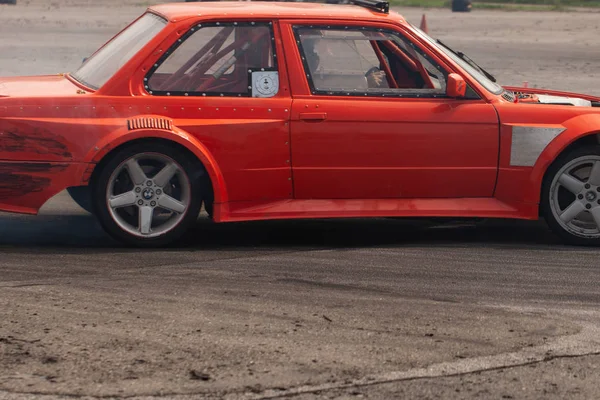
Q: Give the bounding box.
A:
[281,21,500,200]
[142,20,293,203]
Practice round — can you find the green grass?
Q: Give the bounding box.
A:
[389,0,449,7]
[476,0,599,5]
[388,0,600,9]
[473,2,568,10]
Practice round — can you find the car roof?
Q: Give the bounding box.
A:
[148,1,405,23]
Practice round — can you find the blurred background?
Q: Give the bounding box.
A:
[1,0,599,95]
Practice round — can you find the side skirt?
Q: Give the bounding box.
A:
[212,198,539,223]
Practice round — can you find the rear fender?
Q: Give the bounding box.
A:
[527,113,600,204]
[84,118,227,204]
[0,162,88,215]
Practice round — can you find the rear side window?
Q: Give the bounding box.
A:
[146,22,279,97]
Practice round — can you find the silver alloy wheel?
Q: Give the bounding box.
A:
[549,155,600,238]
[106,152,191,239]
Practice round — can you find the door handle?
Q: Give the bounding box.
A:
[299,112,327,121]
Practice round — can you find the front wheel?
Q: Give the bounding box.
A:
[542,145,600,246]
[91,142,205,247]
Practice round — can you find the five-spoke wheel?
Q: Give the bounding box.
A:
[92,142,206,247]
[543,146,600,245]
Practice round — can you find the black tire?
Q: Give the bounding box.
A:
[541,145,600,246]
[67,186,94,214]
[91,142,206,247]
[0,0,17,4]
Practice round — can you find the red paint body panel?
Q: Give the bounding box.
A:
[290,97,499,199]
[0,75,84,98]
[528,113,600,203]
[0,161,87,214]
[0,97,293,205]
[218,197,536,222]
[148,2,403,24]
[1,2,600,225]
[493,101,600,208]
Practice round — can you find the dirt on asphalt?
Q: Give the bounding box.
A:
[1,1,600,95]
[0,254,576,397]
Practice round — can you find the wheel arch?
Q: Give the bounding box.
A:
[528,113,600,205]
[84,128,227,206]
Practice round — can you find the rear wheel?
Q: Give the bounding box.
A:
[67,186,93,214]
[92,142,205,247]
[542,145,600,246]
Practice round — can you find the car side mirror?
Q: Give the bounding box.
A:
[446,73,467,98]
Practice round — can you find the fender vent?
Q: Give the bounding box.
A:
[502,91,516,102]
[127,117,173,131]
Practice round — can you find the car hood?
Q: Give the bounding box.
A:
[0,74,86,98]
[533,93,594,107]
[503,86,600,107]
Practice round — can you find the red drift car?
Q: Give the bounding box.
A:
[1,0,600,246]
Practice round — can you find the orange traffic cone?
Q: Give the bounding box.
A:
[420,14,429,34]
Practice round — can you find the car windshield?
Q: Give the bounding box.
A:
[71,13,167,90]
[410,24,504,95]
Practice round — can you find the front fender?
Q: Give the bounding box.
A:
[84,118,228,204]
[526,113,600,204]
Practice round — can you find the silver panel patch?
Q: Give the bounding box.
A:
[251,71,279,98]
[509,125,565,167]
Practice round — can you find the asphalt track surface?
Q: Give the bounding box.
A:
[2,2,600,399]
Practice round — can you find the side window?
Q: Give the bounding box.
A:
[294,26,449,97]
[146,22,279,97]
